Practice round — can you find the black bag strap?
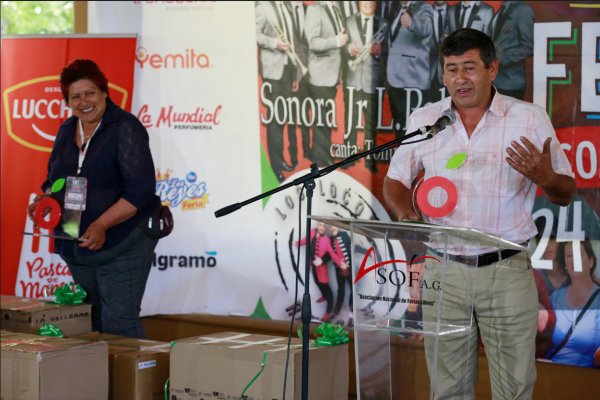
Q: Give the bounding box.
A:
[548,288,600,360]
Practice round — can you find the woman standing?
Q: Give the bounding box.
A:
[27,59,159,338]
[547,240,600,367]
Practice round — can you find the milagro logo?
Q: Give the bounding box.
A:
[2,76,129,152]
[137,103,221,130]
[152,250,218,271]
[135,46,211,69]
[156,169,208,210]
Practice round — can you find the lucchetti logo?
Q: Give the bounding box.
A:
[2,76,129,152]
[135,46,211,69]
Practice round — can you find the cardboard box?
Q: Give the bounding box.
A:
[0,330,44,342]
[170,332,348,400]
[107,338,170,400]
[0,330,22,339]
[112,347,170,400]
[72,333,170,400]
[70,331,122,342]
[0,295,91,337]
[1,333,108,400]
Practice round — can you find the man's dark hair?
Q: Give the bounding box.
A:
[439,28,497,69]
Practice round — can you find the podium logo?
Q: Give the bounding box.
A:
[354,247,441,285]
[2,76,130,152]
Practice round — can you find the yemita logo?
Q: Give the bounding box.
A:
[135,46,211,69]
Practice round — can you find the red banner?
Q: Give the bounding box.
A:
[0,36,137,295]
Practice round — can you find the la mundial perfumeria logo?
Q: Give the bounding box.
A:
[137,103,222,131]
[3,76,129,152]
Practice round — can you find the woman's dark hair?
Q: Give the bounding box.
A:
[60,59,109,102]
[439,28,497,69]
[558,240,598,283]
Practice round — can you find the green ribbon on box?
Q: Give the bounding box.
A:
[164,378,170,400]
[38,323,64,338]
[52,283,87,305]
[312,322,349,347]
[297,322,349,347]
[240,323,348,398]
[240,351,267,399]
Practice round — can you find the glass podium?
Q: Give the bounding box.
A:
[310,216,527,400]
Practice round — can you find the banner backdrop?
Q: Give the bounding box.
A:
[88,1,267,316]
[0,35,136,297]
[0,1,597,369]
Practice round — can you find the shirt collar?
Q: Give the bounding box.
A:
[488,87,505,117]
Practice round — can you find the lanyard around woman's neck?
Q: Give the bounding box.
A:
[77,118,101,175]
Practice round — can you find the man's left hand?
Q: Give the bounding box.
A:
[506,137,554,186]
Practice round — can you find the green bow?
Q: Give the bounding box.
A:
[313,322,349,346]
[52,283,87,304]
[38,323,64,338]
[297,322,350,347]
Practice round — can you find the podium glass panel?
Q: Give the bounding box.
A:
[310,216,526,400]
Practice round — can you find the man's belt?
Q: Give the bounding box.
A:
[428,247,523,268]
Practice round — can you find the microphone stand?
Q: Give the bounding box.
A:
[214,126,435,400]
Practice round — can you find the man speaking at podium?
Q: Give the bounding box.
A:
[383,29,575,399]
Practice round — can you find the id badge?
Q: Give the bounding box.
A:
[62,176,87,239]
[64,176,87,211]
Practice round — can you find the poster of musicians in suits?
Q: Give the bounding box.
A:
[255,0,540,184]
[255,1,599,367]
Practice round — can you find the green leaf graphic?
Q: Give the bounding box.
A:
[51,178,66,193]
[446,152,467,170]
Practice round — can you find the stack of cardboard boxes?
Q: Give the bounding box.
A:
[1,296,170,400]
[2,296,350,400]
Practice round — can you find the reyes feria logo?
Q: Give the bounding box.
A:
[3,76,129,152]
[261,170,408,326]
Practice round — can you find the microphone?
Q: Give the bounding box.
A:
[214,202,242,218]
[429,109,456,136]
